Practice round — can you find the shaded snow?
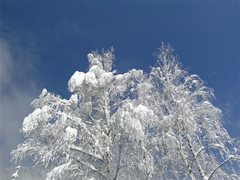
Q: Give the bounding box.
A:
[128,117,143,134]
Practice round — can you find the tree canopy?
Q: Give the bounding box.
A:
[12,44,240,180]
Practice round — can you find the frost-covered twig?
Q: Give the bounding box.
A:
[195,144,227,160]
[70,145,105,162]
[71,156,107,180]
[11,165,20,180]
[207,156,240,180]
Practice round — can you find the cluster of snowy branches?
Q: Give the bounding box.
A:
[11,44,240,179]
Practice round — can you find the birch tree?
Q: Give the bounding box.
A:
[141,43,240,179]
[11,45,240,180]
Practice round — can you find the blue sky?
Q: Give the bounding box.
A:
[0,0,239,168]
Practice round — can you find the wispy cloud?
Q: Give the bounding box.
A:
[0,38,40,170]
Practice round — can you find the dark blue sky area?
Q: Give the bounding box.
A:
[0,0,239,136]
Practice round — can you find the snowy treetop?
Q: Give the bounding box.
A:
[11,44,240,180]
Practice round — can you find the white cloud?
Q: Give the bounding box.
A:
[0,38,40,169]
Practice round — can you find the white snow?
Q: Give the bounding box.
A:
[192,80,198,84]
[134,104,154,120]
[46,161,73,180]
[65,126,77,142]
[40,88,48,98]
[11,172,19,179]
[89,65,114,87]
[87,53,94,60]
[69,94,78,106]
[85,71,98,87]
[120,103,145,136]
[129,118,143,134]
[89,65,103,77]
[88,53,102,68]
[99,72,113,87]
[11,166,21,180]
[68,71,86,92]
[203,101,212,107]
[22,106,51,134]
[114,74,124,85]
[130,69,143,78]
[135,104,151,114]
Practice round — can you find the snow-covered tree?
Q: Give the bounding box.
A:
[138,43,240,179]
[11,45,240,179]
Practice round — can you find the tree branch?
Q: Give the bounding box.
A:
[70,145,105,162]
[186,137,205,179]
[195,144,227,161]
[207,156,240,180]
[71,156,107,180]
[113,144,122,180]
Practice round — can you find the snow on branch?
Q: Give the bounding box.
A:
[69,145,105,162]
